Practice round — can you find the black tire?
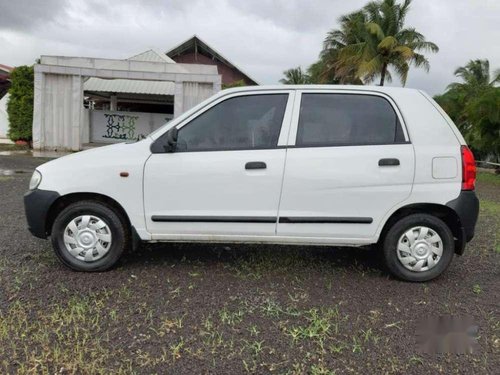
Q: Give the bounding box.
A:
[382,213,454,282]
[51,200,129,271]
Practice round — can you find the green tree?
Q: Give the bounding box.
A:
[322,0,438,86]
[307,58,338,84]
[447,59,500,98]
[435,59,500,162]
[434,89,467,133]
[280,67,310,84]
[465,87,500,162]
[7,65,34,142]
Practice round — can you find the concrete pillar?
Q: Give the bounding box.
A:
[173,81,183,118]
[71,75,83,151]
[32,68,45,150]
[213,80,222,94]
[110,95,117,111]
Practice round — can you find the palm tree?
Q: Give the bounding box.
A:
[280,67,310,84]
[321,11,367,84]
[441,59,500,162]
[447,59,500,97]
[322,0,438,86]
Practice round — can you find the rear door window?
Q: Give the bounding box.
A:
[296,93,406,147]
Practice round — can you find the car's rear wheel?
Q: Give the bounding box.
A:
[51,201,128,271]
[382,213,454,282]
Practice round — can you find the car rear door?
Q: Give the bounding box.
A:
[144,90,295,239]
[277,90,415,243]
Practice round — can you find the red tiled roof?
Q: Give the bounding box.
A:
[0,64,13,73]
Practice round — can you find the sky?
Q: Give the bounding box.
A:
[0,0,499,95]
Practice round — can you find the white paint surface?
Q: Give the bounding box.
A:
[34,85,466,245]
[432,157,458,179]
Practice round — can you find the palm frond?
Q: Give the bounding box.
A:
[447,82,466,92]
[393,60,410,85]
[366,22,385,40]
[280,67,310,84]
[409,41,439,53]
[397,0,412,29]
[393,45,414,59]
[357,55,383,77]
[378,36,398,50]
[411,53,430,71]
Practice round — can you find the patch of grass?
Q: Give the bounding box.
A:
[0,176,13,181]
[0,143,30,152]
[222,247,375,281]
[472,284,482,294]
[219,306,245,326]
[477,171,500,185]
[170,338,185,361]
[480,199,500,215]
[0,293,134,374]
[154,315,185,336]
[286,306,345,352]
[480,199,500,253]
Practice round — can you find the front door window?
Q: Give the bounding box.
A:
[176,94,288,152]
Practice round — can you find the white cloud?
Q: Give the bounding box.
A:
[0,0,498,94]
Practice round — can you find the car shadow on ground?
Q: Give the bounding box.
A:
[118,241,384,275]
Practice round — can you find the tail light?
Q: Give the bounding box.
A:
[461,145,476,190]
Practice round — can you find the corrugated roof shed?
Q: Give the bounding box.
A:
[84,78,175,95]
[83,50,178,95]
[82,48,218,96]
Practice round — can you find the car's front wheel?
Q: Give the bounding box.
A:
[51,200,128,271]
[382,213,455,282]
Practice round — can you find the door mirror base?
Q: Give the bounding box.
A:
[163,127,178,153]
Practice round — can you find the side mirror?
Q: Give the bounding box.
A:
[163,127,178,153]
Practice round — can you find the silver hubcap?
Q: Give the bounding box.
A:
[63,215,112,262]
[397,226,443,272]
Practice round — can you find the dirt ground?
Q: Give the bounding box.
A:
[0,154,498,374]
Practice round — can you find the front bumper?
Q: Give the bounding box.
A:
[24,189,60,239]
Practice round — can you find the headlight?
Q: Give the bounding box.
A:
[29,170,42,190]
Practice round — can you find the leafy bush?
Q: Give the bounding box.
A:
[222,79,247,89]
[7,65,34,142]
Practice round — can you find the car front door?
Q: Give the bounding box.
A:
[144,91,294,239]
[277,90,415,243]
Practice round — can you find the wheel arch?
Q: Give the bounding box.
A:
[378,203,465,255]
[45,192,132,237]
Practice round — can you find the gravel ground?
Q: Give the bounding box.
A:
[0,154,498,374]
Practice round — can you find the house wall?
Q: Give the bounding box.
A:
[171,53,253,86]
[0,93,9,138]
[33,73,84,151]
[89,109,172,143]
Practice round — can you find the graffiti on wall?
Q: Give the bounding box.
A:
[102,113,145,141]
[90,110,173,143]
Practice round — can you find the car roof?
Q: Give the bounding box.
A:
[220,84,422,96]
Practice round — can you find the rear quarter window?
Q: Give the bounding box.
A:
[296,93,406,147]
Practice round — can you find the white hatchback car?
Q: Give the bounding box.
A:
[25,85,479,281]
